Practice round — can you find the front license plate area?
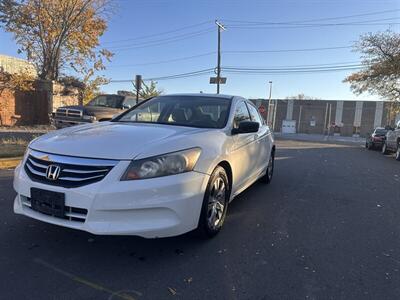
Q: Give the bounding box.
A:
[30,188,65,218]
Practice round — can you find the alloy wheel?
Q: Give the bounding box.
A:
[207,177,226,230]
[382,143,387,154]
[267,153,274,180]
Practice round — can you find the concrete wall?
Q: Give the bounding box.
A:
[250,99,400,137]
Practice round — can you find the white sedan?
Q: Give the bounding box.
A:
[13,94,275,238]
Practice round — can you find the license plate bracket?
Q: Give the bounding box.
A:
[30,188,65,218]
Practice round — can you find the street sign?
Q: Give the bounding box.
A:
[258,105,266,114]
[135,75,142,90]
[210,77,227,84]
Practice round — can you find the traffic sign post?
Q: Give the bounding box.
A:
[210,77,227,84]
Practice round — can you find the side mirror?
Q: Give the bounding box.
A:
[232,121,259,135]
[122,104,131,110]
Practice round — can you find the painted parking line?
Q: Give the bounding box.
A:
[34,258,141,300]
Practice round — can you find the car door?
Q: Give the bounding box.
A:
[230,100,259,192]
[386,123,399,150]
[246,101,271,174]
[394,122,400,150]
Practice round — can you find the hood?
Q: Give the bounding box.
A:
[29,122,209,160]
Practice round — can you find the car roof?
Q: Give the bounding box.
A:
[158,93,236,100]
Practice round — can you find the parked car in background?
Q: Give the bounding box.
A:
[14,94,275,238]
[365,127,388,150]
[52,94,137,129]
[382,121,400,161]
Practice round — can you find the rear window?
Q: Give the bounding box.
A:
[87,95,124,108]
[375,129,387,135]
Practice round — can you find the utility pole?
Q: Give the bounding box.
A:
[272,99,278,131]
[267,81,273,126]
[135,75,142,104]
[215,20,225,94]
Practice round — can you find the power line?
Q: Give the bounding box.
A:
[145,68,214,81]
[222,66,363,75]
[109,68,214,83]
[108,47,358,68]
[103,20,213,44]
[108,27,214,51]
[222,61,362,69]
[107,62,365,84]
[223,45,353,54]
[106,52,216,68]
[222,64,363,71]
[225,21,400,29]
[221,8,400,25]
[102,45,356,70]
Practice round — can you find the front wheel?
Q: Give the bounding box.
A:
[382,143,389,154]
[197,166,230,238]
[396,144,400,161]
[261,150,275,184]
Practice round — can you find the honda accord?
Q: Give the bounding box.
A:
[13,94,275,238]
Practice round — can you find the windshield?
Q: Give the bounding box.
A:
[374,129,387,135]
[116,96,231,129]
[87,95,124,108]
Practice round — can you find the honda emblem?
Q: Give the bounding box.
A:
[46,165,61,181]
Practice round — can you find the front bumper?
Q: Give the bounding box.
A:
[13,160,209,238]
[52,117,93,128]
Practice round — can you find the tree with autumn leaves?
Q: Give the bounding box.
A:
[0,0,113,97]
[345,30,400,110]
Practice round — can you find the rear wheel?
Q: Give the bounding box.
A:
[396,143,400,161]
[197,166,230,238]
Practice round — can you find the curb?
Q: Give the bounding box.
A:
[0,157,22,169]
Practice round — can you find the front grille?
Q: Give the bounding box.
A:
[21,196,87,222]
[24,150,118,188]
[67,109,82,118]
[56,108,83,118]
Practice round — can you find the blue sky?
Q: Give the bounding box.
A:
[1,0,399,100]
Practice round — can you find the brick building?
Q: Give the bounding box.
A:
[0,54,80,126]
[251,99,400,137]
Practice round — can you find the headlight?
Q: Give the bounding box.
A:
[121,148,201,180]
[83,115,96,121]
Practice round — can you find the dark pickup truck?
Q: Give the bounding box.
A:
[52,94,137,129]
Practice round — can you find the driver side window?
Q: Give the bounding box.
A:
[233,102,251,129]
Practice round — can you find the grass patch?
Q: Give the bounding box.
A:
[0,137,29,145]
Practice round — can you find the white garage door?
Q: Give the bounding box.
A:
[282,120,296,134]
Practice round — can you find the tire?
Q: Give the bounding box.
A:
[197,166,230,238]
[396,143,400,161]
[382,143,389,155]
[261,149,275,184]
[367,142,373,150]
[365,142,368,149]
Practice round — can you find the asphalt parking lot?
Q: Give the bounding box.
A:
[1,139,400,300]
